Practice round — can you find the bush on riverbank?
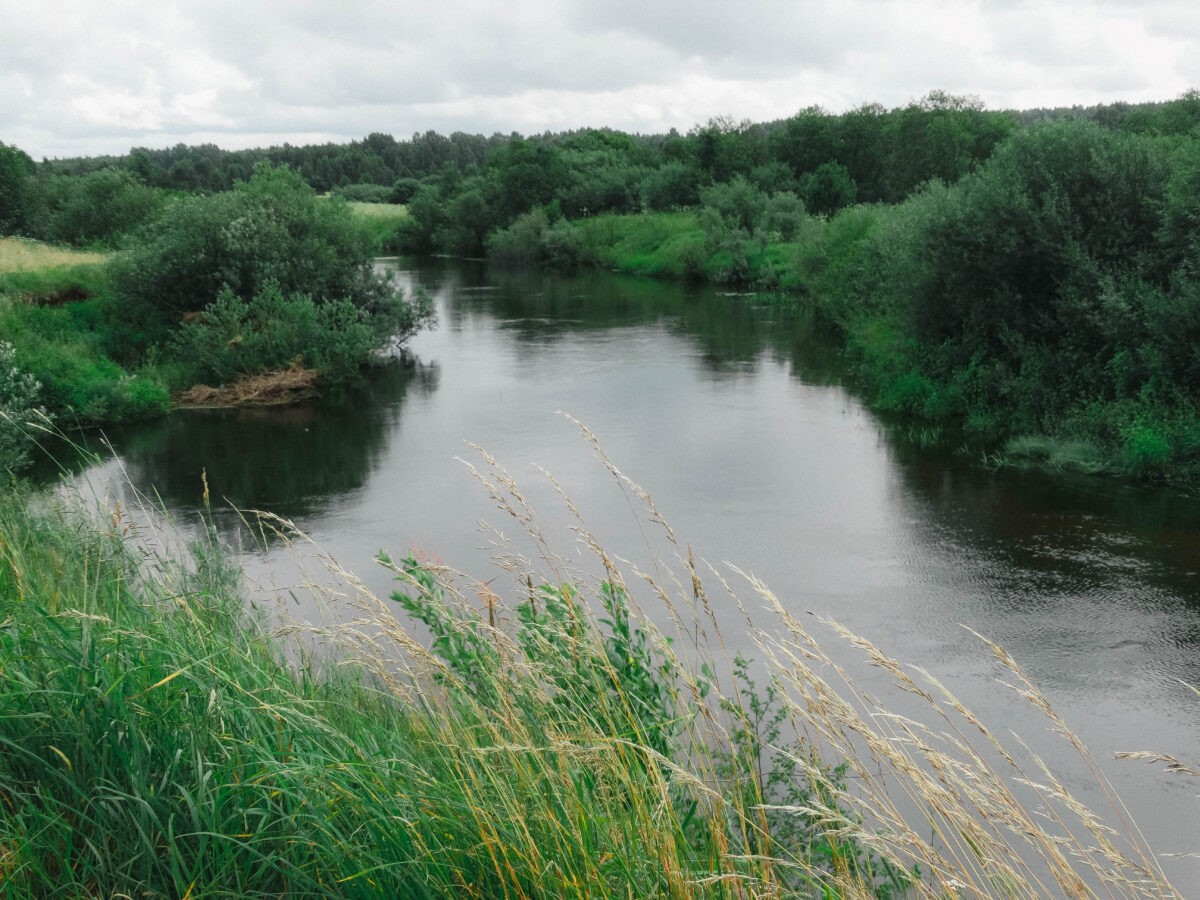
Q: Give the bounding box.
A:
[163,279,427,391]
[0,441,1187,897]
[110,163,390,324]
[0,340,43,473]
[479,118,1200,482]
[109,162,432,384]
[815,121,1200,479]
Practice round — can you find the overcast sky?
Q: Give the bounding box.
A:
[3,0,1199,160]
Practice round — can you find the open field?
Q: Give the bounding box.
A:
[0,237,106,273]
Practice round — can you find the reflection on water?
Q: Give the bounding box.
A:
[414,258,847,384]
[51,357,438,540]
[62,256,1200,883]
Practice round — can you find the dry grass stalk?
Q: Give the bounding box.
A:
[174,358,319,407]
[223,422,1191,897]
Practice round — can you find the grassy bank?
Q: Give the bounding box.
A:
[0,245,170,433]
[0,436,1187,897]
[492,124,1200,484]
[0,237,106,271]
[348,201,409,255]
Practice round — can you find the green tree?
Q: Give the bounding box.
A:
[111,163,425,349]
[640,161,701,211]
[0,143,36,235]
[804,162,857,216]
[41,168,164,247]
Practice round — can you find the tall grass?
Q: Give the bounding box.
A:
[0,237,106,273]
[0,425,1191,897]
[348,202,409,255]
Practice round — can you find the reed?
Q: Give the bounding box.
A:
[0,425,1191,897]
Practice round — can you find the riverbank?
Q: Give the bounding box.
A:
[0,179,432,475]
[476,128,1200,485]
[0,457,1185,896]
[388,114,1200,487]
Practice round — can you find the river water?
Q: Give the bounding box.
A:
[70,257,1200,885]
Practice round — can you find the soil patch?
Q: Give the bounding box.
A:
[175,360,319,408]
[24,284,92,306]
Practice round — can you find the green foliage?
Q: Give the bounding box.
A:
[882,91,1017,200]
[36,168,165,247]
[699,176,767,232]
[331,182,393,203]
[167,282,384,388]
[388,557,683,758]
[0,269,171,426]
[346,201,410,254]
[485,137,571,223]
[0,340,42,471]
[894,122,1173,421]
[389,176,421,203]
[759,191,808,241]
[573,212,709,280]
[640,160,702,211]
[0,142,37,235]
[803,161,857,217]
[1001,434,1107,475]
[718,658,913,896]
[486,207,586,269]
[110,162,388,319]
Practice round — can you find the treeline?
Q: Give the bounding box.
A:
[5,90,1199,253]
[38,130,504,194]
[7,89,1200,479]
[0,131,503,248]
[400,92,1023,255]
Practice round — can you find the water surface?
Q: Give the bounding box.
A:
[74,258,1200,884]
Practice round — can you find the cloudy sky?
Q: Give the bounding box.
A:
[3,0,1199,159]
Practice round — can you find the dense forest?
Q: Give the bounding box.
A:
[4,90,1200,480]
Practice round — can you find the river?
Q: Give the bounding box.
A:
[68,257,1200,886]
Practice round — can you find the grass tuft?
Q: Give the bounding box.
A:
[0,426,1191,897]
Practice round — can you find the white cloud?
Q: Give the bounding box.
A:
[1,0,1197,158]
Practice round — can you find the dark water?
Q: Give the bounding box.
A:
[69,258,1200,884]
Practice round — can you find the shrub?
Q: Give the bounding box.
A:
[803,161,857,217]
[0,340,43,471]
[759,191,808,240]
[331,182,393,204]
[699,175,767,232]
[486,208,585,269]
[640,161,701,211]
[110,162,391,321]
[38,168,165,247]
[168,281,407,388]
